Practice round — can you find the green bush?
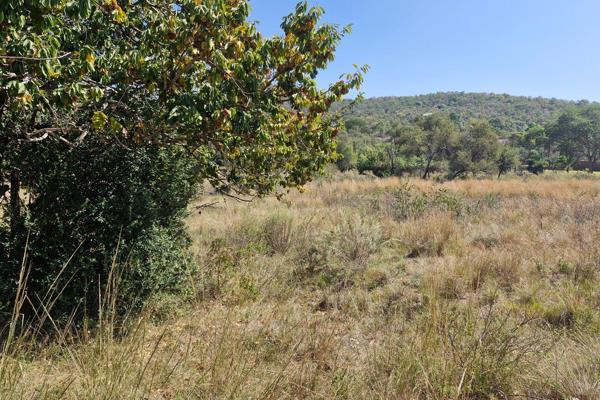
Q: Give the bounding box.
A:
[390,183,428,219]
[0,139,201,321]
[390,183,470,220]
[122,224,197,313]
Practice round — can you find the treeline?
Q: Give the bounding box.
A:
[336,104,600,178]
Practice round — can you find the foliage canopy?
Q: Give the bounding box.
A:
[0,0,365,318]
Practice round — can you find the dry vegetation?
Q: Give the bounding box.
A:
[3,172,600,399]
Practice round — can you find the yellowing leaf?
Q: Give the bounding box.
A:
[20,93,33,106]
[113,5,127,23]
[92,111,108,130]
[85,53,96,71]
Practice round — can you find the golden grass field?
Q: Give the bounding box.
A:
[2,173,600,399]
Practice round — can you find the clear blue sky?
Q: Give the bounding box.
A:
[249,0,600,101]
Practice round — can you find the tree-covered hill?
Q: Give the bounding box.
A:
[339,92,588,135]
[334,93,600,178]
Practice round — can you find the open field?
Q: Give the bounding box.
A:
[2,173,600,399]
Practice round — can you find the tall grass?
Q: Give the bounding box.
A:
[2,173,600,398]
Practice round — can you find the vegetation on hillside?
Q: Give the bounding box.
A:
[337,98,600,179]
[336,92,583,135]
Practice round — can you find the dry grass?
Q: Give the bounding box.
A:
[3,173,600,399]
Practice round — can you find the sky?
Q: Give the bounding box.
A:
[249,0,600,101]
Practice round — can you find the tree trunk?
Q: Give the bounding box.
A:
[450,169,465,180]
[422,156,433,180]
[9,167,21,240]
[8,167,22,271]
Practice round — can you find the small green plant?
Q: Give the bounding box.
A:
[557,258,573,275]
[390,184,472,221]
[390,183,428,220]
[432,188,467,216]
[123,224,197,313]
[543,303,576,329]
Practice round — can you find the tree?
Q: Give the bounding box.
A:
[546,107,585,170]
[335,92,575,138]
[387,123,425,175]
[336,138,356,171]
[514,124,550,156]
[496,145,520,178]
[344,117,368,134]
[0,0,365,318]
[513,124,551,173]
[356,144,391,176]
[578,105,600,172]
[545,107,600,172]
[448,120,500,178]
[413,114,460,179]
[525,149,547,175]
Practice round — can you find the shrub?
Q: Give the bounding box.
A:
[326,211,382,266]
[390,183,428,220]
[0,0,364,323]
[0,140,201,321]
[261,211,295,255]
[432,188,468,216]
[389,184,472,221]
[362,267,389,291]
[122,224,197,313]
[542,303,576,329]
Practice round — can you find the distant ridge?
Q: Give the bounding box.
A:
[339,92,593,134]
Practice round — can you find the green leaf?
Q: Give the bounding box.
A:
[7,81,26,95]
[92,111,108,130]
[109,117,123,133]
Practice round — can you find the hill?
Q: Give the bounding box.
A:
[339,92,587,136]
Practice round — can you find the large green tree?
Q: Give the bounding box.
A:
[546,108,585,171]
[514,124,551,174]
[413,114,459,179]
[547,105,600,172]
[387,123,425,175]
[0,0,365,317]
[448,120,500,178]
[577,105,600,172]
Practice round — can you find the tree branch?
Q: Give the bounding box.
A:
[0,53,72,61]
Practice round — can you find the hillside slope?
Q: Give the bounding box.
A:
[339,92,586,135]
